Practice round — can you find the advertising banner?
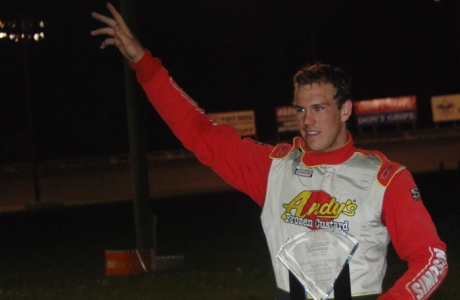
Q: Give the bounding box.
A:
[431,94,460,122]
[275,106,298,132]
[208,110,256,137]
[353,96,417,126]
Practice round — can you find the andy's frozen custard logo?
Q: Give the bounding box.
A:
[281,190,357,231]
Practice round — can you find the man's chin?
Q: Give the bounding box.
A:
[304,141,323,152]
[301,136,318,150]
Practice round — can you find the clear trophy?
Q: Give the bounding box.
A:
[277,229,359,300]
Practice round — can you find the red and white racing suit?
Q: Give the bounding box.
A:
[130,50,448,299]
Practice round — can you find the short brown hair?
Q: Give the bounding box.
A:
[294,63,351,108]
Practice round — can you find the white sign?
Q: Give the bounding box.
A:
[208,110,256,137]
[431,94,460,122]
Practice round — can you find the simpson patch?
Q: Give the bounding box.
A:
[411,188,421,202]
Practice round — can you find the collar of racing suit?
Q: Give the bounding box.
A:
[294,131,356,167]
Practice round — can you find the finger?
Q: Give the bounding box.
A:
[91,11,117,27]
[112,24,133,44]
[90,27,115,37]
[100,38,116,49]
[106,3,134,38]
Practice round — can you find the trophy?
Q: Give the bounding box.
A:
[277,229,359,300]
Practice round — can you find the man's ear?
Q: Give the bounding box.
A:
[341,100,353,122]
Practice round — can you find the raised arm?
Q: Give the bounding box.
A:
[90,2,145,63]
[90,3,273,205]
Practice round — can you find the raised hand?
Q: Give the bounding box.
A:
[90,2,145,63]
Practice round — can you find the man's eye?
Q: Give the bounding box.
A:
[296,107,305,113]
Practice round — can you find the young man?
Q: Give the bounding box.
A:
[91,3,448,299]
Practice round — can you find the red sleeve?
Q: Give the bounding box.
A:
[379,170,448,299]
[130,50,273,206]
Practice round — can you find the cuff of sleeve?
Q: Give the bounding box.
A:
[129,49,163,84]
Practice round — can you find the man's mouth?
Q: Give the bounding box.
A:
[306,131,320,136]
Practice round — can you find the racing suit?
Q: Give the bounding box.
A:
[130,50,448,299]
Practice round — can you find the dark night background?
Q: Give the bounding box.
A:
[1,0,459,163]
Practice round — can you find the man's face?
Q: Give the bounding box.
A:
[294,82,352,152]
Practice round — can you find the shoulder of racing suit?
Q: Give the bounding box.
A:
[269,137,304,160]
[356,149,406,187]
[269,141,405,188]
[269,143,295,160]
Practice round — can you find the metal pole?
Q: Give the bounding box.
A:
[120,0,154,251]
[22,17,41,203]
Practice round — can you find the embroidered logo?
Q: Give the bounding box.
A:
[407,247,447,299]
[380,165,393,180]
[276,145,290,157]
[295,168,313,178]
[411,188,421,202]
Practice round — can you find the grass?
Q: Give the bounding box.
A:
[0,170,458,299]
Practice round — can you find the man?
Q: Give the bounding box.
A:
[91,3,448,299]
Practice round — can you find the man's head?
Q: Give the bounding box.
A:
[293,63,353,152]
[294,63,351,109]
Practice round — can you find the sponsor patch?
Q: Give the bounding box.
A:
[411,188,421,202]
[295,168,313,178]
[270,144,294,159]
[380,165,393,180]
[281,190,357,231]
[276,145,290,157]
[407,247,447,299]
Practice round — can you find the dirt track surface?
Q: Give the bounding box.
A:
[1,132,459,212]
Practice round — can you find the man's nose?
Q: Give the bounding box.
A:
[303,111,315,125]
